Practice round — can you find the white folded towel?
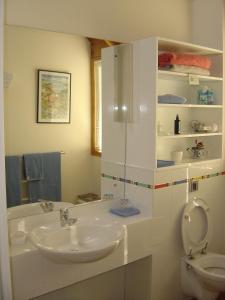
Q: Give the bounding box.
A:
[165,64,210,76]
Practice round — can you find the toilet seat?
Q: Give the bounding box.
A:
[182,197,212,256]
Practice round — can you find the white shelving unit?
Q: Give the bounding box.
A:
[124,37,223,170]
[156,38,223,168]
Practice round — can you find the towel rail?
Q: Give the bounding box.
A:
[21,197,29,202]
[8,151,66,157]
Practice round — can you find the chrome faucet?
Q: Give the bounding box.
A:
[38,199,54,212]
[60,208,77,227]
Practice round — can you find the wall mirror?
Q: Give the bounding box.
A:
[4,25,127,219]
[3,0,192,221]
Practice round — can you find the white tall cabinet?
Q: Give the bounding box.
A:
[102,36,224,199]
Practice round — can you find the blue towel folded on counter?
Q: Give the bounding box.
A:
[157,160,175,168]
[110,207,140,217]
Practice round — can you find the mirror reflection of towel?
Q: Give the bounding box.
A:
[24,152,61,202]
[5,156,21,207]
[41,152,61,202]
[24,153,44,181]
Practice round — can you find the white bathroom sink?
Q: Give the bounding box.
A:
[8,202,75,220]
[29,221,124,263]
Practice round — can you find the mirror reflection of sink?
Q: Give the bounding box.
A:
[7,202,75,220]
[29,221,124,263]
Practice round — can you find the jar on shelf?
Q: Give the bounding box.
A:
[197,86,215,105]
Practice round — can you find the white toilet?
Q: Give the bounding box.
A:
[181,197,225,300]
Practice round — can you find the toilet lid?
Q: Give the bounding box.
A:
[182,197,212,256]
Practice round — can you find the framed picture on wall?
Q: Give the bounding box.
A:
[37,70,71,123]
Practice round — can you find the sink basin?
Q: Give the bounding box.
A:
[29,221,124,263]
[8,202,75,220]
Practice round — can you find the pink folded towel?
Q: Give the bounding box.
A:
[158,52,212,69]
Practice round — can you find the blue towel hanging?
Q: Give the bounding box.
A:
[42,152,61,202]
[24,153,44,181]
[24,152,61,202]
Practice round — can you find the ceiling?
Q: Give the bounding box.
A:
[5,0,192,42]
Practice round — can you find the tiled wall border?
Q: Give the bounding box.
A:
[102,171,225,190]
[102,173,154,189]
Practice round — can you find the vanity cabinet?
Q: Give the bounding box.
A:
[125,37,224,170]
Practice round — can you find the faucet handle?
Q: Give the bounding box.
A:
[38,199,54,212]
[60,208,77,227]
[60,208,69,218]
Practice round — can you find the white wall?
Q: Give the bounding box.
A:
[192,0,224,50]
[4,25,101,203]
[5,0,192,43]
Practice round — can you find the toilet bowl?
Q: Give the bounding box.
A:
[181,197,225,300]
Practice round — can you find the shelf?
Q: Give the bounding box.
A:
[156,158,222,170]
[158,70,223,81]
[158,133,222,139]
[158,104,223,108]
[157,37,223,55]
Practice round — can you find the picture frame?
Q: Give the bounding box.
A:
[37,70,71,123]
